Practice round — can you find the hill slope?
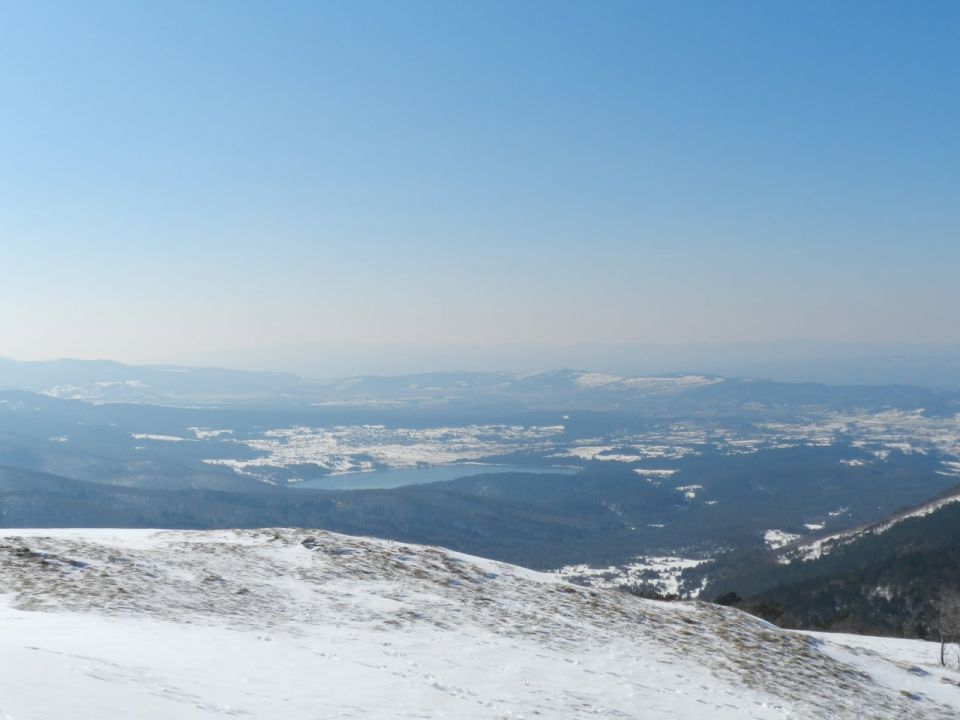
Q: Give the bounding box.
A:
[709,491,960,637]
[0,528,958,718]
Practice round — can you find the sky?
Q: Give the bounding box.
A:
[1,1,958,374]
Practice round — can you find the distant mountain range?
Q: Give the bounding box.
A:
[3,357,958,414]
[0,357,302,405]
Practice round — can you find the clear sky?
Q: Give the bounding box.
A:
[1,1,958,373]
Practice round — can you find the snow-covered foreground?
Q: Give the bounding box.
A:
[0,529,957,719]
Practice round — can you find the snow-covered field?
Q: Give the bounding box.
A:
[0,528,957,719]
[573,373,722,392]
[553,555,711,597]
[557,410,960,477]
[204,423,564,477]
[764,529,803,550]
[150,405,960,492]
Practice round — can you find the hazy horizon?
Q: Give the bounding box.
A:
[4,338,960,390]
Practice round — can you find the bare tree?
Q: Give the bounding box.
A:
[939,589,960,668]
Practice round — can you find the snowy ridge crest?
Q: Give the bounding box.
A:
[776,490,960,564]
[0,528,957,719]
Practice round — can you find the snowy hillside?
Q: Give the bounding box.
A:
[776,488,960,564]
[0,529,958,719]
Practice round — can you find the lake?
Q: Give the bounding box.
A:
[291,463,580,490]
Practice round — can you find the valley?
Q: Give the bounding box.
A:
[2,360,960,642]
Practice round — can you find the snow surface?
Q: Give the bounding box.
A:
[632,468,679,478]
[553,556,711,597]
[0,528,957,719]
[763,530,802,550]
[130,432,188,442]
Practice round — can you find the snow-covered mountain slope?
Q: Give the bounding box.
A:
[776,488,960,564]
[0,529,957,719]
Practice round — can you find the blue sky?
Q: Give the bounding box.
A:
[1,1,958,373]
